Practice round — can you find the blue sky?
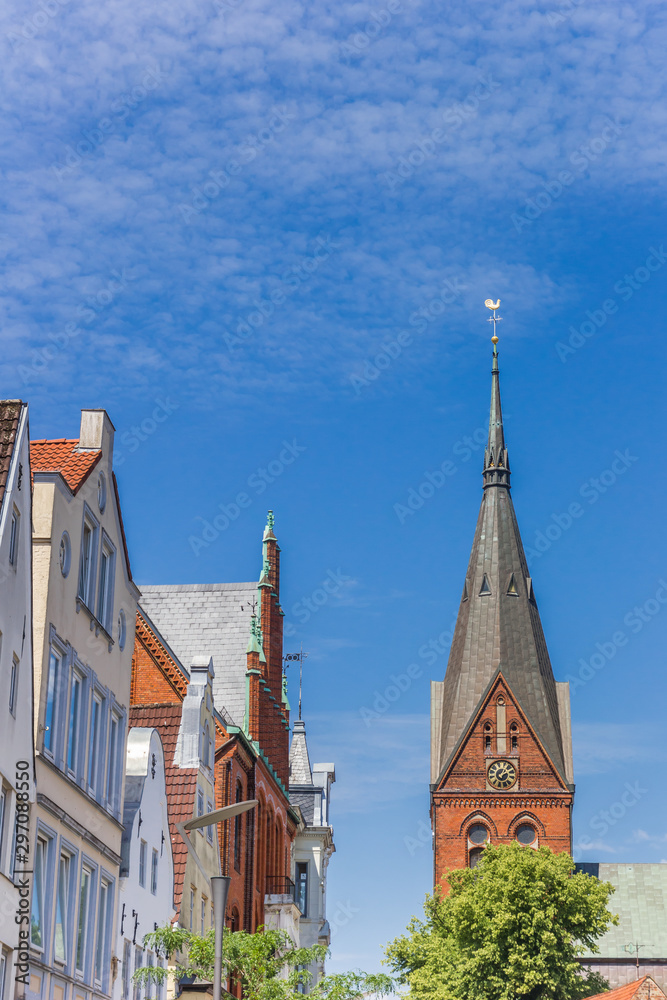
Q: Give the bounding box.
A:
[2,0,666,974]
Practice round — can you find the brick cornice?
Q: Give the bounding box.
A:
[433,794,572,809]
[134,609,188,700]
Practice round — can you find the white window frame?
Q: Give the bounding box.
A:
[106,706,124,815]
[76,859,97,980]
[96,532,116,631]
[0,787,7,872]
[87,684,107,800]
[150,848,158,895]
[8,507,19,567]
[0,949,8,1000]
[44,644,65,760]
[94,873,114,991]
[31,826,56,953]
[139,841,147,888]
[67,665,88,780]
[133,947,143,1000]
[77,507,99,610]
[197,789,204,836]
[206,798,214,844]
[54,846,76,968]
[122,939,131,1000]
[200,896,206,936]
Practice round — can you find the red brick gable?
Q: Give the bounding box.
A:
[432,673,573,886]
[436,673,569,795]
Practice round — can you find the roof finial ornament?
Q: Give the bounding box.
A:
[267,510,275,530]
[485,298,502,349]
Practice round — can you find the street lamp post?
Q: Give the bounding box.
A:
[180,800,258,1000]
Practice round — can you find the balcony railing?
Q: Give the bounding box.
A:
[265,876,295,898]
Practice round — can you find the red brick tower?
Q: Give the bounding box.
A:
[430,320,574,888]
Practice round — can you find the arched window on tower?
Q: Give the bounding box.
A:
[483,722,493,753]
[467,823,489,868]
[510,723,519,753]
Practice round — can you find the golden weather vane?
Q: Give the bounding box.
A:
[484,298,502,343]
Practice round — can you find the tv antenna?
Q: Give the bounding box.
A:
[623,942,645,975]
[283,644,309,719]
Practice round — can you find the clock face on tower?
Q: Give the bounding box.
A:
[487,759,517,790]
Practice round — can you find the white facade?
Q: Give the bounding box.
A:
[0,401,35,1000]
[173,656,220,935]
[29,410,140,1000]
[113,729,174,1000]
[288,721,335,991]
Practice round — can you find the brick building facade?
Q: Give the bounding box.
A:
[430,340,574,886]
[132,513,299,933]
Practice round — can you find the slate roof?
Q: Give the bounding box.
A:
[129,703,196,915]
[289,719,313,785]
[139,583,257,727]
[587,978,665,1000]
[435,350,567,783]
[0,400,22,512]
[31,438,101,493]
[577,864,667,960]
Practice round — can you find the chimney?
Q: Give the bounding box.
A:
[78,409,116,458]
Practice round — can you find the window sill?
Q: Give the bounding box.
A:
[76,598,114,651]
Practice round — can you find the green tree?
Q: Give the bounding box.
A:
[385,844,616,1000]
[134,924,395,1000]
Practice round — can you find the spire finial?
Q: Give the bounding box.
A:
[485,298,502,352]
[482,299,510,489]
[267,510,275,530]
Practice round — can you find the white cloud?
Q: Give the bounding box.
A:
[1,0,665,406]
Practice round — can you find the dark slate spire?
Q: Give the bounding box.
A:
[483,338,510,488]
[433,329,568,784]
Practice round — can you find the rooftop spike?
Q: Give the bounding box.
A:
[263,509,276,540]
[483,299,510,489]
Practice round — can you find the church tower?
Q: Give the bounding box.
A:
[430,310,574,887]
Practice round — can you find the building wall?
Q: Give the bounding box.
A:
[0,403,35,1000]
[113,729,174,1000]
[29,412,139,1000]
[581,963,667,992]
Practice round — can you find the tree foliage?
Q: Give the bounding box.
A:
[134,924,395,1000]
[385,844,616,1000]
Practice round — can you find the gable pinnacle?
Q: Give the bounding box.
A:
[483,298,510,489]
[263,509,277,540]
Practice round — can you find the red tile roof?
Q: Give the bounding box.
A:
[0,401,22,511]
[129,703,197,919]
[587,977,664,1000]
[31,438,101,493]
